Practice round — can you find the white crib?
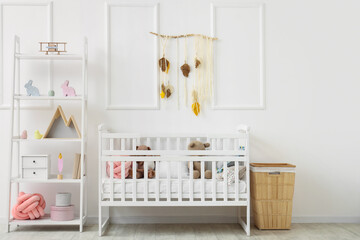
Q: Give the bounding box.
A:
[98,124,251,236]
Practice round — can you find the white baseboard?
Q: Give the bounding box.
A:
[1,216,359,225]
[86,216,238,225]
[292,216,360,223]
[86,215,360,225]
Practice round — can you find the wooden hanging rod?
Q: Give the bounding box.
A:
[150,32,218,40]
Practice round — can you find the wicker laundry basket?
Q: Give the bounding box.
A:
[250,163,296,230]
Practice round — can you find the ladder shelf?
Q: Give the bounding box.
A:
[6,36,88,232]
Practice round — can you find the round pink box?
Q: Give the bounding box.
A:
[50,205,74,221]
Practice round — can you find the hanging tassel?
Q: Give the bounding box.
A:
[192,90,200,116]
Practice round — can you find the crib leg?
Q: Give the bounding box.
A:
[238,206,250,236]
[99,206,110,236]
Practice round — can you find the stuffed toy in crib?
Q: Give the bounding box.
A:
[106,161,132,179]
[188,140,212,179]
[128,145,155,179]
[216,161,246,185]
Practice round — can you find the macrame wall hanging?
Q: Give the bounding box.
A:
[159,36,174,99]
[151,32,216,116]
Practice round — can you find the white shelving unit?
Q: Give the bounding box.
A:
[6,36,88,232]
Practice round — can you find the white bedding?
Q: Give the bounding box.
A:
[103,179,246,194]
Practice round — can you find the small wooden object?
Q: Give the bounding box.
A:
[43,105,81,139]
[250,163,296,230]
[39,42,67,55]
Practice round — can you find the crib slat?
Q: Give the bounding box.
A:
[144,161,148,202]
[235,160,239,202]
[133,161,136,202]
[189,161,194,202]
[176,138,180,150]
[146,137,150,146]
[121,139,125,150]
[211,139,216,150]
[121,161,125,202]
[201,161,205,201]
[234,138,238,151]
[212,160,216,201]
[157,137,161,150]
[167,137,171,150]
[132,138,137,150]
[167,161,171,201]
[156,160,160,202]
[110,139,114,151]
[224,160,228,201]
[178,161,182,201]
[109,161,114,202]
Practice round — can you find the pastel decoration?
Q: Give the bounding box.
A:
[50,205,74,221]
[24,80,40,96]
[12,192,46,220]
[57,153,63,180]
[48,90,55,96]
[20,130,27,139]
[56,192,71,207]
[34,130,43,139]
[106,161,132,179]
[61,80,76,97]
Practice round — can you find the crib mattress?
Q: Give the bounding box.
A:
[103,179,246,194]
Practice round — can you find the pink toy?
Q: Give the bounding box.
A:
[12,192,46,220]
[106,161,132,179]
[61,80,76,97]
[21,130,27,139]
[50,205,74,221]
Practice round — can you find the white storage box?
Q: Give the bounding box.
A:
[21,155,49,179]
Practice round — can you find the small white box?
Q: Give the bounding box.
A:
[21,155,49,179]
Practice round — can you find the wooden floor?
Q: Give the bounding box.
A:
[1,223,360,240]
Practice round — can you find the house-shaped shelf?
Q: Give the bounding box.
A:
[43,105,81,139]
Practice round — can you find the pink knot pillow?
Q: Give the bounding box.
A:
[12,192,46,220]
[106,161,132,179]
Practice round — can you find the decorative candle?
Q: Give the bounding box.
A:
[57,153,63,180]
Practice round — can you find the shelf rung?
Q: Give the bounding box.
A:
[14,95,85,101]
[15,53,83,60]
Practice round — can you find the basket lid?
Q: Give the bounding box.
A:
[250,163,296,173]
[250,163,296,168]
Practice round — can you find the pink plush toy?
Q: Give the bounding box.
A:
[106,161,132,179]
[61,80,76,97]
[12,192,46,220]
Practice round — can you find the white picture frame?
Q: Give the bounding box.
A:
[210,2,265,110]
[105,1,159,110]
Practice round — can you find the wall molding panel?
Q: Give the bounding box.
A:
[0,1,53,109]
[210,3,265,110]
[105,1,159,110]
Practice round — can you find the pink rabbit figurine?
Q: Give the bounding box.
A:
[61,80,76,97]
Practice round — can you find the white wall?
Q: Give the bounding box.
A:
[0,0,360,223]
